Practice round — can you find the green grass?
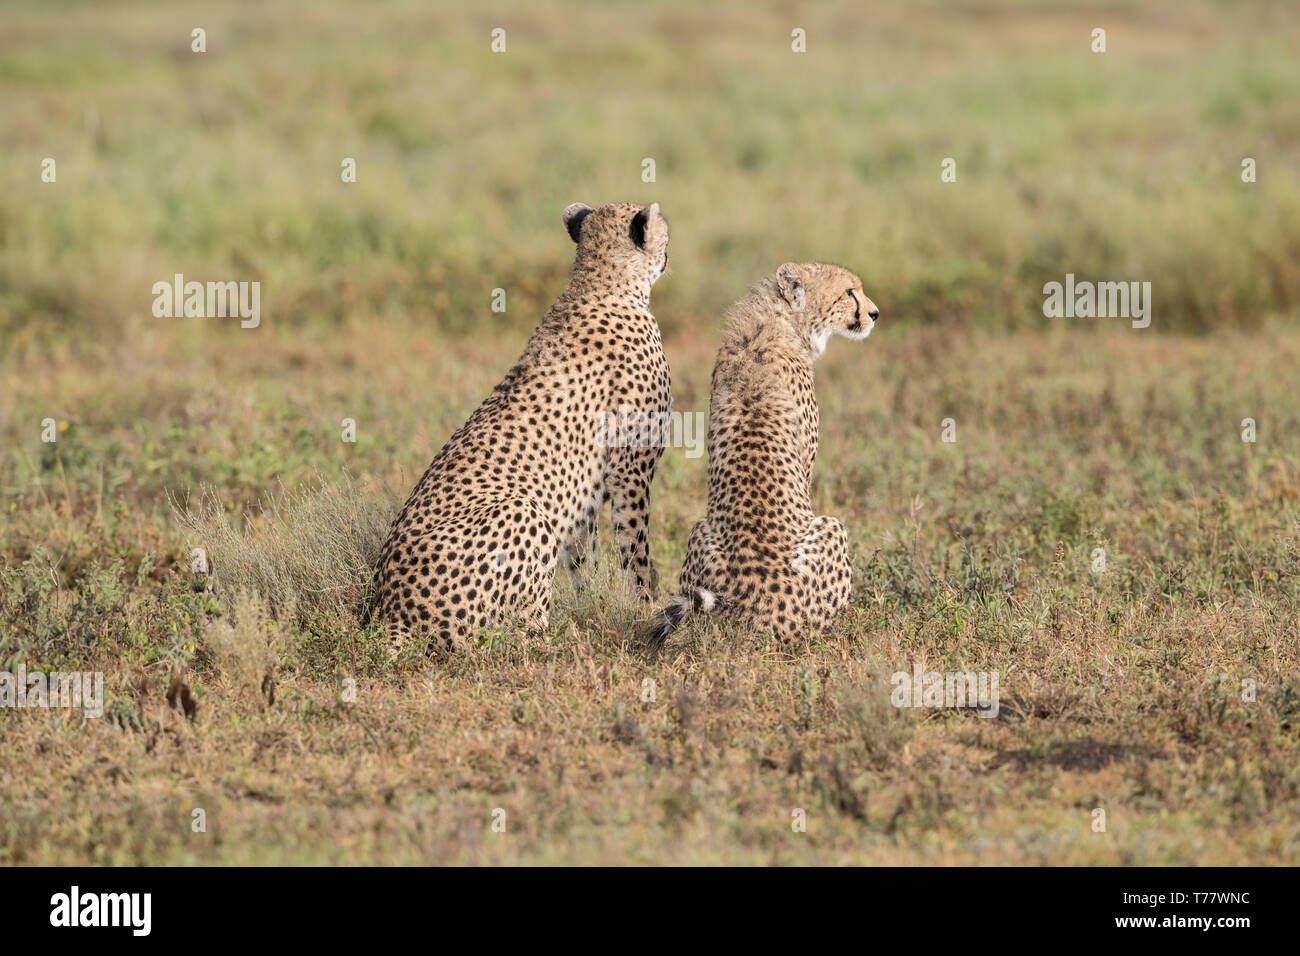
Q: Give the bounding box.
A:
[1,0,1298,864]
[2,0,1298,344]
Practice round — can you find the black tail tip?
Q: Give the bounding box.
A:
[639,598,691,656]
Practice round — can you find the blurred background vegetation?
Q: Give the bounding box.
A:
[1,0,1297,350]
[3,0,1298,551]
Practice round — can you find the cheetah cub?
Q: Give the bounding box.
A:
[643,262,879,651]
[372,202,673,653]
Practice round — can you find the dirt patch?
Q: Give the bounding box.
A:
[990,738,1165,773]
[920,693,1084,723]
[994,693,1083,722]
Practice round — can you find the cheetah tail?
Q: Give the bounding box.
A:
[639,588,724,656]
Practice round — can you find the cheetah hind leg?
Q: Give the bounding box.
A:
[798,515,852,631]
[396,497,560,656]
[474,496,560,644]
[387,618,460,658]
[384,618,408,654]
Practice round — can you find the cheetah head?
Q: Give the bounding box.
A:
[774,261,880,359]
[562,201,670,289]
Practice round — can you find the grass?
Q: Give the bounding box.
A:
[2,320,1298,864]
[2,0,1299,342]
[1,0,1299,864]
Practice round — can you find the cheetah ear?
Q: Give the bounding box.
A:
[630,202,668,251]
[776,262,806,312]
[563,203,594,243]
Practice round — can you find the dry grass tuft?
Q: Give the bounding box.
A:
[172,472,397,630]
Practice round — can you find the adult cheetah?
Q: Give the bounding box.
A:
[372,201,672,652]
[642,262,879,651]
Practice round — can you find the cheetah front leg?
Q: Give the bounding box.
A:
[609,446,662,598]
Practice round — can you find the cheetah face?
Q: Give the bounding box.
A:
[775,262,880,358]
[563,201,671,288]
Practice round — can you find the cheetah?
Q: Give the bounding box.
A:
[371,201,672,652]
[642,262,880,652]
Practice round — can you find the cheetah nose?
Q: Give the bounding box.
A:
[868,309,880,321]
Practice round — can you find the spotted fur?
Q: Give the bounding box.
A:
[643,262,879,652]
[372,201,672,653]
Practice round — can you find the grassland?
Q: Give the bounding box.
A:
[1,0,1298,865]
